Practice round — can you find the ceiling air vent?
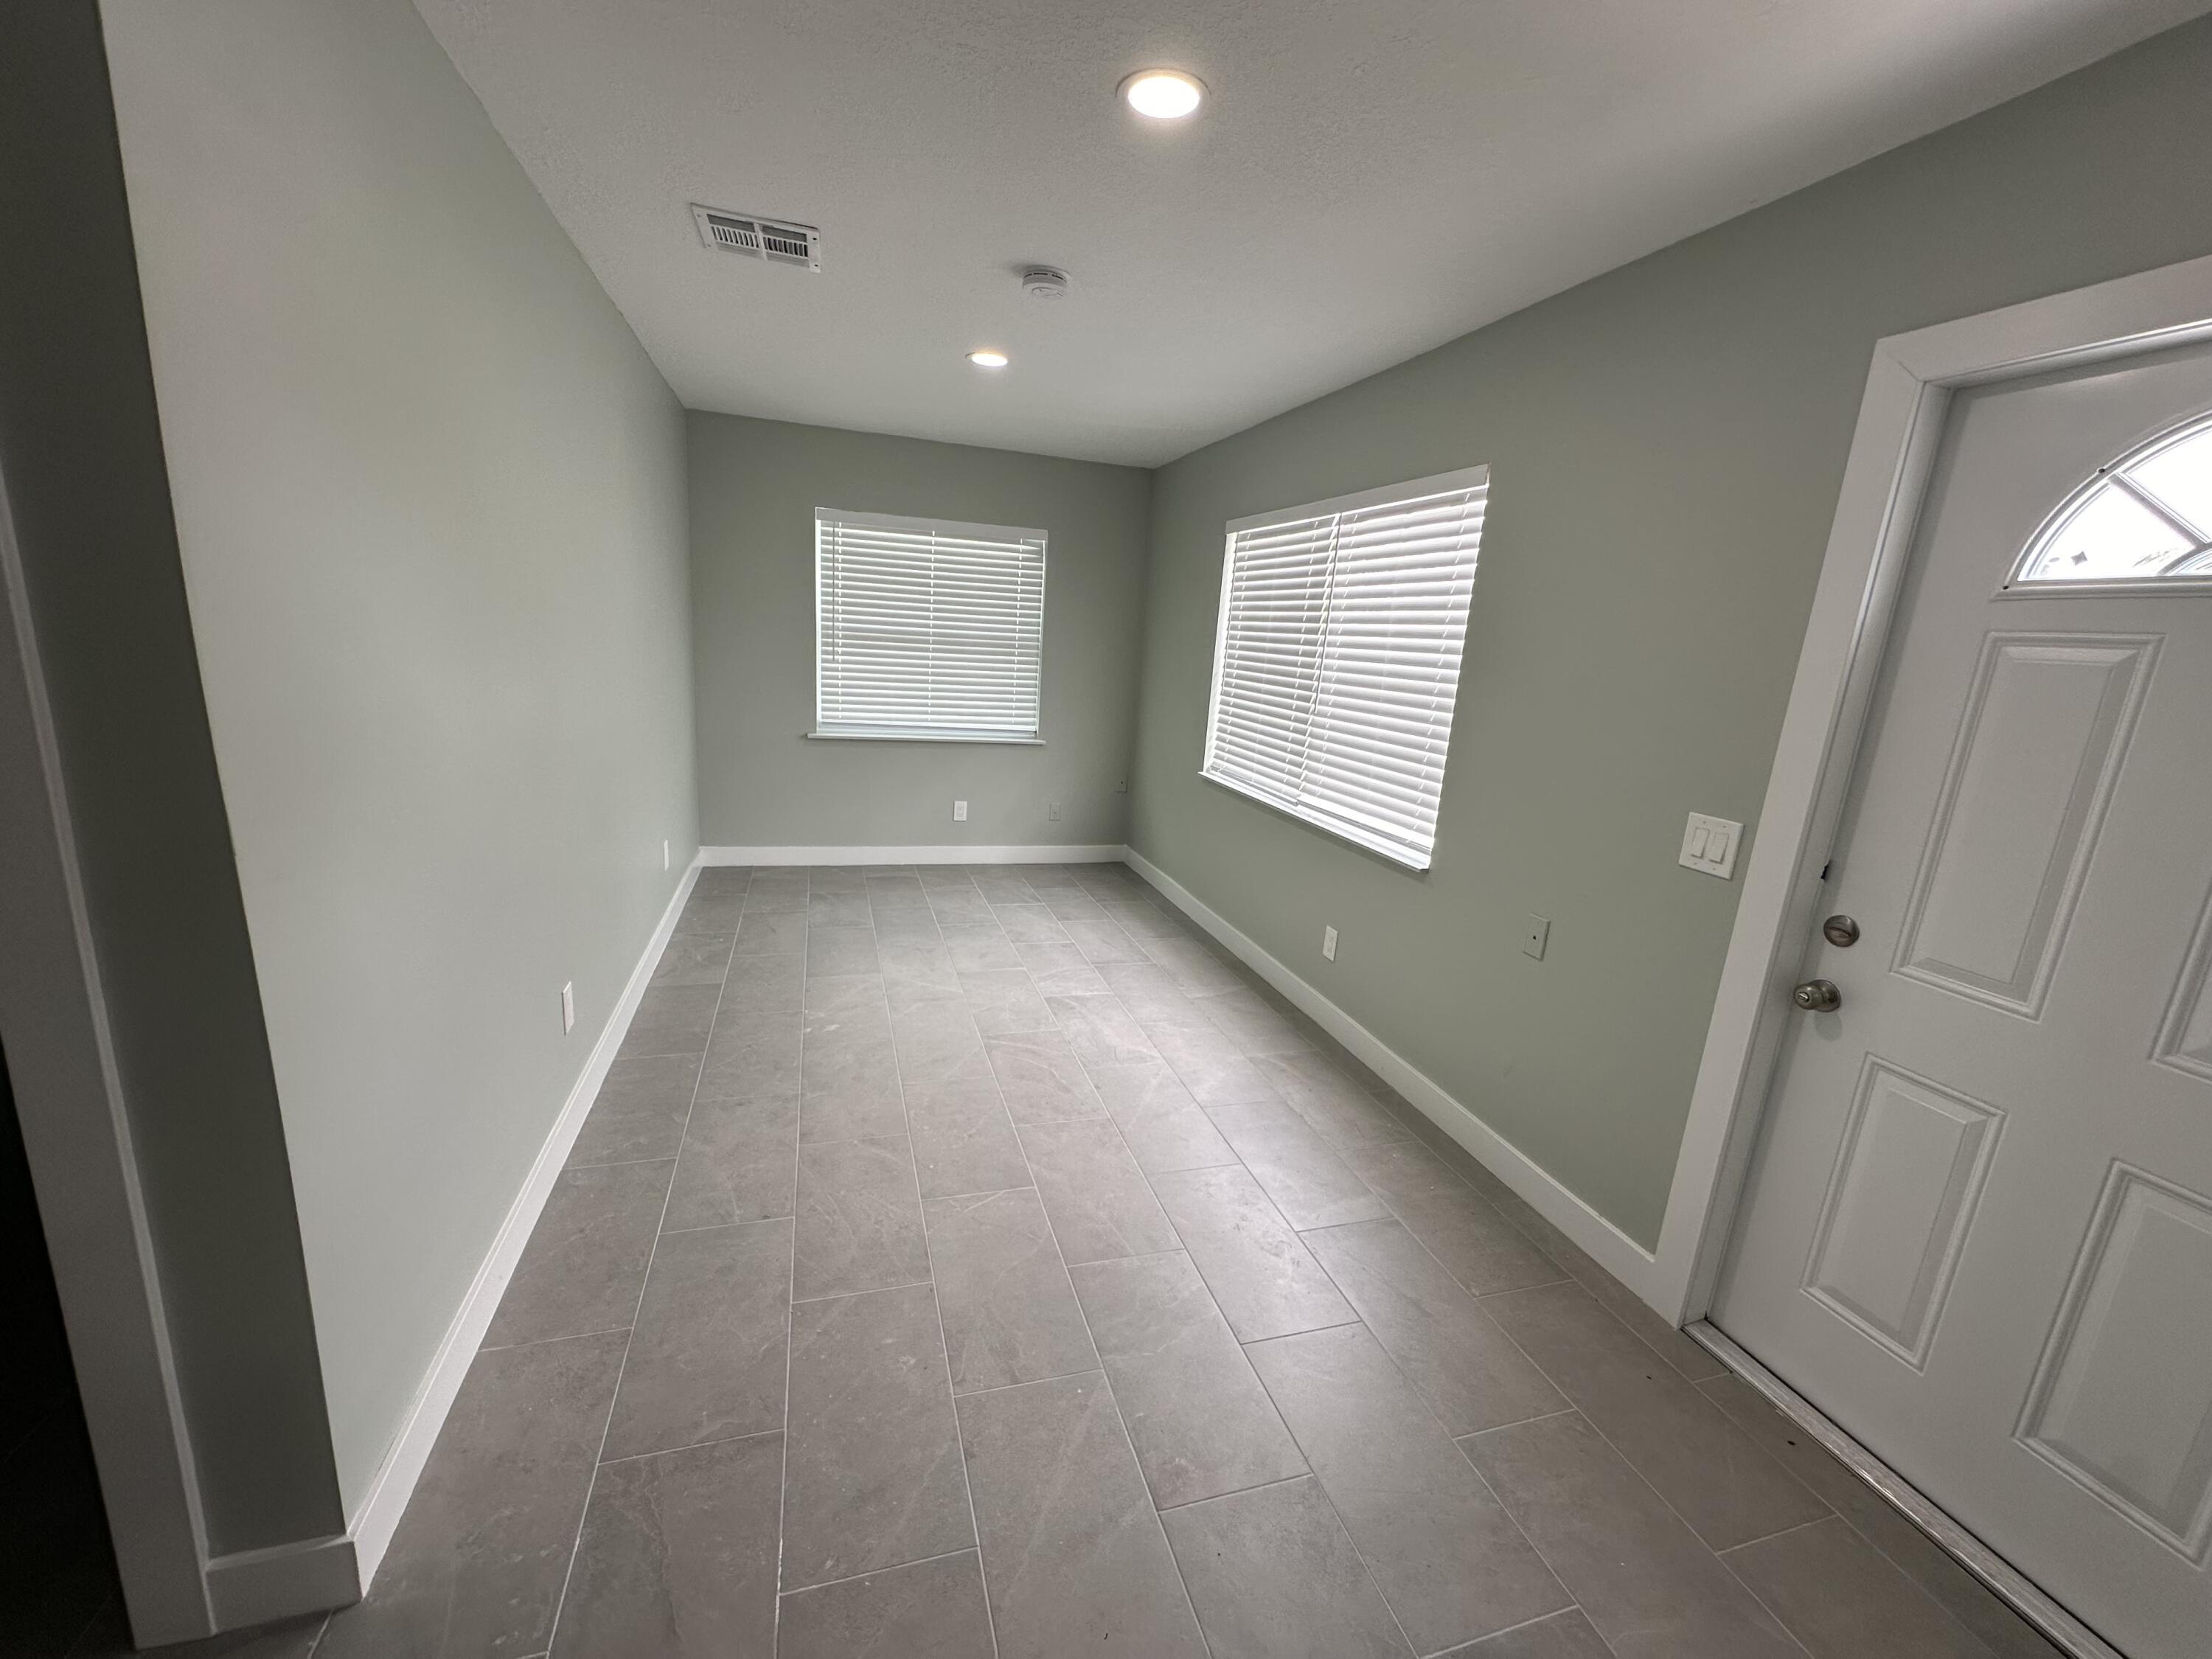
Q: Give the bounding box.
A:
[690,204,821,271]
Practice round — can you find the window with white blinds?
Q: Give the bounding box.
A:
[814,508,1047,741]
[1201,467,1488,869]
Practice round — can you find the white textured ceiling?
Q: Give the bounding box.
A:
[417,0,2208,466]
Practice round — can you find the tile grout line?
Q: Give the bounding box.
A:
[1151,1469,1312,1515]
[790,1277,935,1306]
[629,866,1832,1659]
[888,877,1005,1659]
[902,1181,1040,1206]
[977,874,1219,1659]
[780,1543,987,1601]
[539,888,739,1656]
[1080,903,1564,1659]
[1714,1512,1838,1556]
[1232,1317,1364,1345]
[1684,1388,2021,1658]
[1310,1144,1571,1311]
[659,1212,797,1239]
[1713,1543,1827,1659]
[1727,1514,2011,1659]
[1449,1405,1584,1442]
[1128,872,1836,1655]
[1232,1304,1427,1659]
[771,866,803,1653]
[1308,1020,1720,1386]
[1443,1264,1829,1659]
[1117,869,1760,1658]
[1044,925,1339,1652]
[594,1422,784,1470]
[950,1362,1112,1403]
[1144,977,1534,1658]
[477,1322,640,1356]
[1416,1606,1601,1659]
[562,1152,686,1172]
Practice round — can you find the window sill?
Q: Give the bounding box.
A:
[807,728,1046,747]
[1199,767,1433,872]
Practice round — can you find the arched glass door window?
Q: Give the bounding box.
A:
[2011,411,2212,588]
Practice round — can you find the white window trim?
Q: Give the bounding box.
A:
[1201,465,1489,872]
[811,506,1048,744]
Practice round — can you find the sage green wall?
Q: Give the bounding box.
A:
[690,413,1151,849]
[1130,15,2212,1251]
[0,1,341,1557]
[101,0,697,1512]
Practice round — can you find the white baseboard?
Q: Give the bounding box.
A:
[343,862,702,1593]
[1123,848,1666,1310]
[206,1531,359,1629]
[698,843,1126,866]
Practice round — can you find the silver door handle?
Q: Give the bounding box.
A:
[1792,979,1842,1012]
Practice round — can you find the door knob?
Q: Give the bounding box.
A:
[1792,978,1842,1012]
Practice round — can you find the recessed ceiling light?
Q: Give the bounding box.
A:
[1119,69,1205,120]
[968,349,1009,369]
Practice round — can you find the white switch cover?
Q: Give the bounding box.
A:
[953,799,968,822]
[1523,914,1550,959]
[662,839,669,871]
[1048,801,1062,822]
[1679,813,1743,879]
[560,981,575,1034]
[1322,925,1338,961]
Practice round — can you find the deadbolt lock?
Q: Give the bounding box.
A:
[1792,978,1843,1013]
[1822,914,1860,947]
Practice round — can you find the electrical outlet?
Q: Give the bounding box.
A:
[1048,800,1062,822]
[1322,925,1338,961]
[560,981,576,1034]
[1523,915,1550,960]
[953,799,968,822]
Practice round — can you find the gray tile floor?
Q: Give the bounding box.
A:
[235,862,2064,1659]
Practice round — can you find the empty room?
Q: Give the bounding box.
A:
[7,1,2212,1655]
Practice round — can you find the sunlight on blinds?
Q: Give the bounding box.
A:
[1203,468,1487,869]
[815,509,1047,740]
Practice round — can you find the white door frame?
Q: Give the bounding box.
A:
[0,462,218,1639]
[1653,250,2212,1325]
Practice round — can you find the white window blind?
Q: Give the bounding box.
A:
[1202,467,1488,869]
[815,508,1047,741]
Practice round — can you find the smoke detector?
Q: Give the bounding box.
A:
[1021,266,1071,300]
[690,204,821,271]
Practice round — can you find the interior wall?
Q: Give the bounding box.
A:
[1130,13,2212,1251]
[690,411,1152,849]
[0,0,341,1564]
[99,0,698,1514]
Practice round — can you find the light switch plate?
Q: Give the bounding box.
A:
[1679,812,1743,879]
[1322,925,1338,961]
[1523,915,1549,960]
[953,799,967,822]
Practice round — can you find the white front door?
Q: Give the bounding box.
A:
[1713,340,2212,1659]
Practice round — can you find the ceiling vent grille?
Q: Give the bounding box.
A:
[690,204,821,271]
